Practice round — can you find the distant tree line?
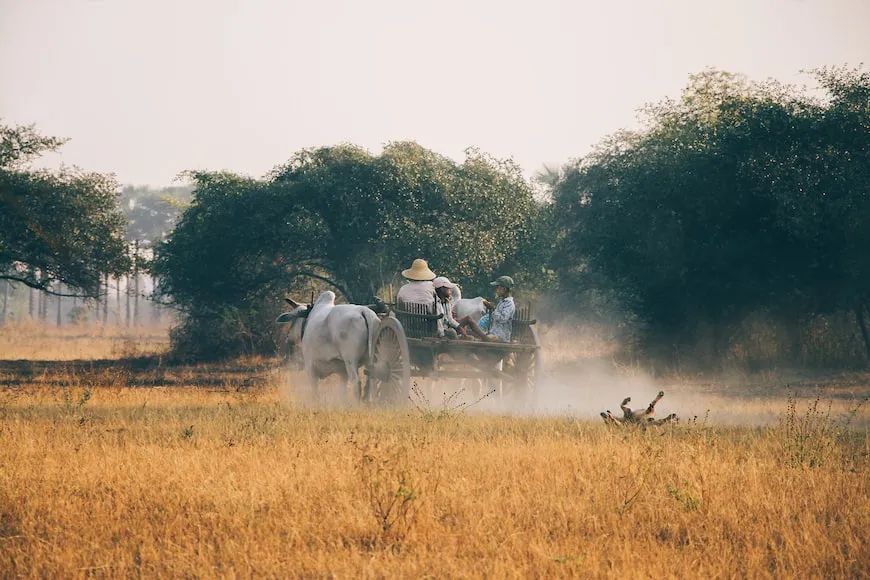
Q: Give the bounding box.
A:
[0,125,187,325]
[2,66,867,366]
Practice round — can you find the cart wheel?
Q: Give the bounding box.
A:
[511,327,542,395]
[366,317,411,404]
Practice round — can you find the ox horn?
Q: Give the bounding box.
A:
[284,297,300,308]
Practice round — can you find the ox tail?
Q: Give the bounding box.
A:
[360,307,379,365]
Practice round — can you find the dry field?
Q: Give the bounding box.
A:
[0,322,170,361]
[0,324,868,578]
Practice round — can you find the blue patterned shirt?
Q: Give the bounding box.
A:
[489,296,515,342]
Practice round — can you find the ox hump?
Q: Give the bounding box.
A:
[313,291,336,308]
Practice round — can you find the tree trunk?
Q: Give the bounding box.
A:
[151,276,160,323]
[855,303,870,362]
[56,287,62,327]
[116,275,121,325]
[1,280,8,325]
[133,241,140,327]
[126,273,131,327]
[102,273,109,325]
[39,288,47,322]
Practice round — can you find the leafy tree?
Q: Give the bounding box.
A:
[119,184,192,244]
[154,142,541,357]
[265,143,539,299]
[553,66,870,359]
[0,122,129,297]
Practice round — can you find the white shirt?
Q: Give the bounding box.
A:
[396,280,436,309]
[436,297,460,336]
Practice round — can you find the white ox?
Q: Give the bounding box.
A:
[277,290,379,400]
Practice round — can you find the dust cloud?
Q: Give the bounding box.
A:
[432,360,867,428]
[277,323,869,428]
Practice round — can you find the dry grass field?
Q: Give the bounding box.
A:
[1,324,868,578]
[0,321,170,361]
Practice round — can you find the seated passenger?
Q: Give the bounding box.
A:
[396,258,436,311]
[456,275,516,342]
[433,276,463,338]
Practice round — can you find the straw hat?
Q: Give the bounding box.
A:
[402,259,436,281]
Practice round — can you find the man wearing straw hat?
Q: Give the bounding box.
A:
[396,258,437,310]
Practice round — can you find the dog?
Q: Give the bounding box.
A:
[600,391,677,427]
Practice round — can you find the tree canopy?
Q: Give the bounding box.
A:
[153,142,543,356]
[552,66,870,354]
[0,122,129,297]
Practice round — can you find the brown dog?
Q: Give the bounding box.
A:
[601,391,677,427]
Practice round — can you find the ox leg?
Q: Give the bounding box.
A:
[301,363,319,403]
[343,360,361,404]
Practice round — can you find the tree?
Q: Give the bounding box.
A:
[265,143,539,300]
[154,142,542,357]
[0,122,130,297]
[119,184,192,244]
[552,66,870,360]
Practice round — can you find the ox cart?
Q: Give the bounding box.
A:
[363,301,542,403]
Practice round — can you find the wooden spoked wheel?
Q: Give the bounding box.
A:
[511,326,542,396]
[366,317,411,404]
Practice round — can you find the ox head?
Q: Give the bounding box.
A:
[276,297,312,345]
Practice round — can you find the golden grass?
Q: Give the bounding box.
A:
[0,321,169,361]
[0,373,867,578]
[1,324,868,577]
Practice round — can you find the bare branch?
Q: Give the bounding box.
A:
[0,274,99,298]
[289,270,353,302]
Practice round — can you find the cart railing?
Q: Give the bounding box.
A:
[394,300,442,339]
[393,299,537,344]
[511,303,537,345]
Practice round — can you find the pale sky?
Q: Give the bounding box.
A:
[1,0,867,186]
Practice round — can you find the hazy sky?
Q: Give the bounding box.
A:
[1,0,867,186]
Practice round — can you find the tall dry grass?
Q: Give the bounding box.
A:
[1,323,868,577]
[0,372,867,578]
[0,321,169,360]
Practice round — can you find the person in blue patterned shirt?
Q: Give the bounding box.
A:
[456,275,516,342]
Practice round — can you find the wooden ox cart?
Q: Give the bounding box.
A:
[363,301,542,403]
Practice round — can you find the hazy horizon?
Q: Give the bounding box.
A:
[1,0,867,187]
